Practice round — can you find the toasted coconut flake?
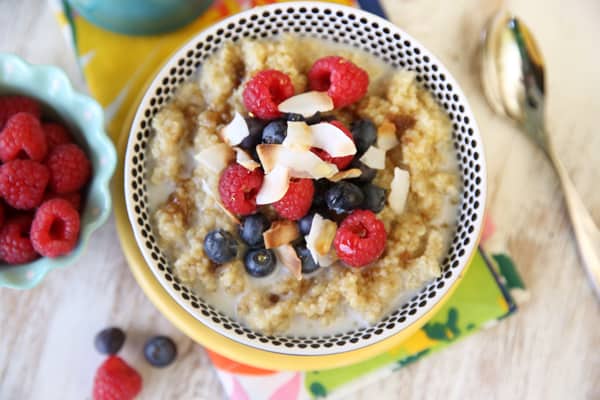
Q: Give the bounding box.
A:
[305,213,337,266]
[221,111,249,146]
[256,166,290,205]
[310,122,357,157]
[283,121,313,150]
[196,143,235,174]
[328,168,362,182]
[377,121,399,151]
[359,145,386,169]
[389,167,410,214]
[256,144,338,179]
[233,147,260,171]
[316,250,338,267]
[263,220,300,249]
[277,91,334,117]
[274,244,302,280]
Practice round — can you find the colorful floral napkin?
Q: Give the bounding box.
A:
[50,0,526,398]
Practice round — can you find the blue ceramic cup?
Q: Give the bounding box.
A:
[66,0,214,36]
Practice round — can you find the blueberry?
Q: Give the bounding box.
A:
[325,182,365,214]
[361,184,386,213]
[239,214,270,247]
[203,229,238,264]
[349,159,377,183]
[144,336,177,367]
[294,243,320,274]
[312,179,332,209]
[297,212,315,236]
[350,119,377,156]
[244,248,276,277]
[240,117,266,160]
[94,327,125,355]
[261,119,287,144]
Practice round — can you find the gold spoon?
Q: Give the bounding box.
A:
[481,11,600,299]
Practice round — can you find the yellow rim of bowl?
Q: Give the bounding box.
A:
[113,33,482,371]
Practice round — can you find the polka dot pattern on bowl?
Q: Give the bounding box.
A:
[124,3,486,356]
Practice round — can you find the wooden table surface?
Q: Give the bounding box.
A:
[1,0,599,399]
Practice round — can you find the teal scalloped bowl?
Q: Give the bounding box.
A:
[0,54,116,289]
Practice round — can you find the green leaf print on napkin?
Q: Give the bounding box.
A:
[422,308,460,341]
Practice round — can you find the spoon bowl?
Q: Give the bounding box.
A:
[481,11,547,147]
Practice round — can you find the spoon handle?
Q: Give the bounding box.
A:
[547,143,600,299]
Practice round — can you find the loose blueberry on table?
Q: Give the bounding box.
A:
[0,96,91,265]
[201,55,412,279]
[94,327,126,355]
[144,335,178,368]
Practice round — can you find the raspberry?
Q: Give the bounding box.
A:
[311,120,355,170]
[218,164,264,216]
[308,56,369,108]
[0,160,49,210]
[273,178,314,220]
[334,209,387,267]
[46,144,91,194]
[242,70,294,119]
[0,112,47,162]
[43,122,72,151]
[0,96,41,129]
[0,202,4,228]
[31,199,80,257]
[93,356,142,400]
[0,215,38,264]
[44,191,82,211]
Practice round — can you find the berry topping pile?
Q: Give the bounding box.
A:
[0,96,91,265]
[202,56,412,276]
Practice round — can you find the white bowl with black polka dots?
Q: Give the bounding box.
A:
[124,2,486,357]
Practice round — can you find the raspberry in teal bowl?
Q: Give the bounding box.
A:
[0,53,117,289]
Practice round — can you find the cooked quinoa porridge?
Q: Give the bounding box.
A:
[147,35,460,336]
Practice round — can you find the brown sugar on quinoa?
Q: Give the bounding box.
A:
[148,36,459,335]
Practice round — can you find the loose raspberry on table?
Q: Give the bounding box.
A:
[308,56,369,108]
[218,164,264,216]
[273,178,314,220]
[46,143,91,194]
[93,356,142,400]
[242,69,294,120]
[0,96,41,129]
[0,215,38,264]
[43,122,72,151]
[30,198,80,258]
[0,160,49,210]
[0,112,48,162]
[334,209,387,267]
[44,191,82,211]
[311,120,355,170]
